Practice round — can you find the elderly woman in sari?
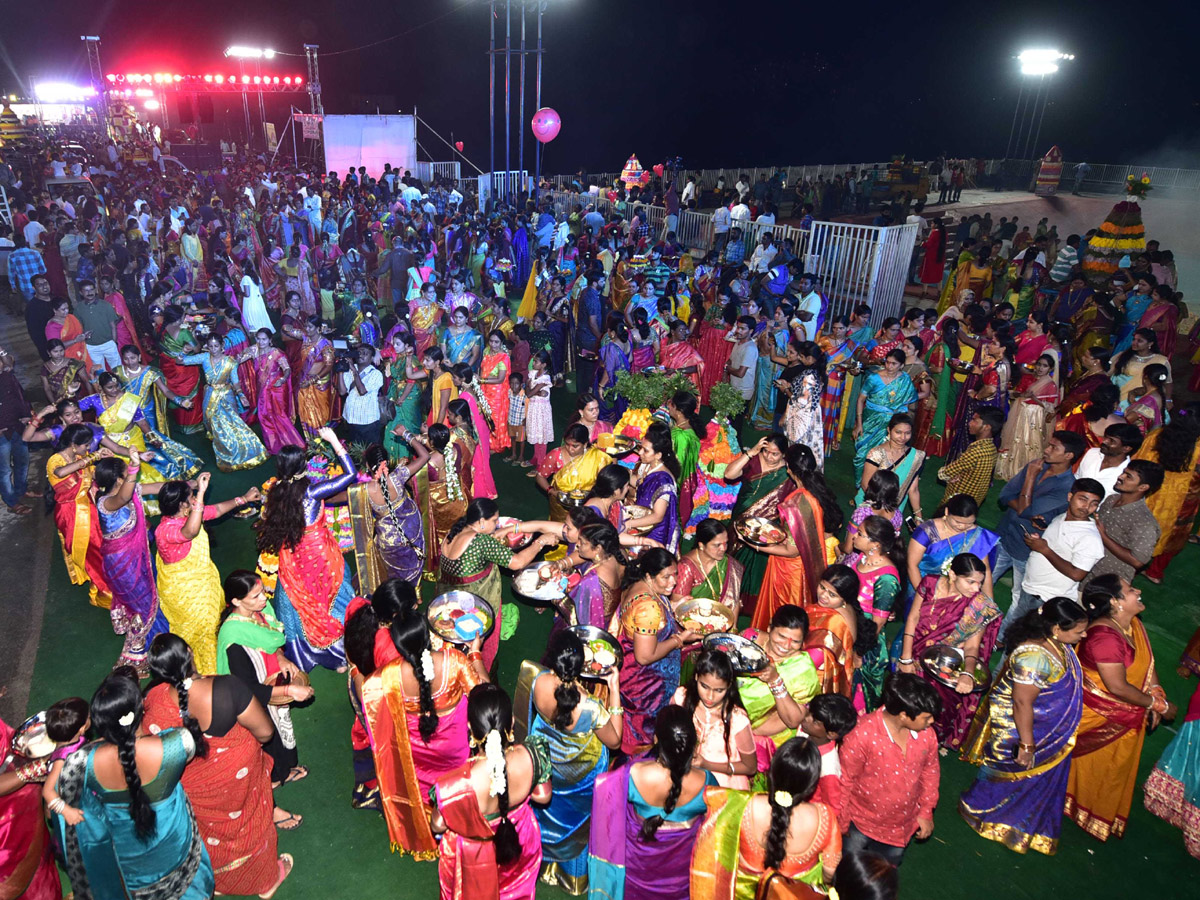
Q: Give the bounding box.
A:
[295,316,335,439]
[431,684,552,900]
[93,453,170,674]
[46,424,114,609]
[517,630,623,895]
[41,339,89,404]
[752,444,839,631]
[181,334,269,472]
[348,599,489,858]
[897,553,1000,750]
[438,498,562,670]
[79,373,202,484]
[737,605,821,758]
[536,422,610,522]
[348,442,429,594]
[257,429,357,671]
[852,348,917,486]
[612,549,703,754]
[1065,575,1176,842]
[725,435,791,614]
[960,596,1091,855]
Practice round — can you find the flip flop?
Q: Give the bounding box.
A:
[273,811,303,831]
[258,855,294,900]
[282,765,309,785]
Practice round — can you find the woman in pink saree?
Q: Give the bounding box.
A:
[0,717,62,900]
[449,372,498,499]
[249,329,305,453]
[432,684,552,900]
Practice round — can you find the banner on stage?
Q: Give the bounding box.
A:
[294,113,323,140]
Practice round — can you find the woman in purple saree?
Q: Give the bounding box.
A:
[960,596,1088,855]
[587,706,715,900]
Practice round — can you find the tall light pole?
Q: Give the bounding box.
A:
[1007,49,1074,160]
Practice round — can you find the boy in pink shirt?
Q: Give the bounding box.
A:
[798,693,858,812]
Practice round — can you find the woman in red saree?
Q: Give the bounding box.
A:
[432,684,552,900]
[143,634,292,898]
[661,319,706,394]
[1011,315,1054,391]
[155,306,206,433]
[1140,285,1180,358]
[752,444,833,632]
[48,424,112,609]
[692,299,739,405]
[0,717,62,900]
[1066,575,1176,841]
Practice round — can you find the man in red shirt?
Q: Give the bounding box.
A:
[837,673,941,866]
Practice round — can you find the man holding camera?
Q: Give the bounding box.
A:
[339,345,384,448]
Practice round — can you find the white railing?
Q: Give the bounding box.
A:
[413,161,462,184]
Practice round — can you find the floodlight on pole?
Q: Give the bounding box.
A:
[1004,49,1074,163]
[224,46,276,59]
[1018,49,1073,76]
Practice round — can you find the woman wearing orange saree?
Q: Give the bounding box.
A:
[752,444,834,632]
[1133,410,1200,583]
[296,317,336,440]
[804,565,867,698]
[1065,575,1176,841]
[356,604,488,859]
[47,424,112,609]
[432,684,552,900]
[411,281,445,358]
[45,298,94,383]
[480,332,512,452]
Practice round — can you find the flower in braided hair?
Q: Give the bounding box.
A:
[484,729,507,798]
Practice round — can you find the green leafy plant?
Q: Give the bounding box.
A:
[613,370,666,409]
[709,381,746,421]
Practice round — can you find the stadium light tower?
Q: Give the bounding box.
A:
[1005,49,1074,160]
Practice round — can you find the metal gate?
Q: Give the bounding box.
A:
[804,222,918,323]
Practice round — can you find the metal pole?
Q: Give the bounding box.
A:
[518,0,526,206]
[489,0,496,205]
[1011,78,1035,164]
[505,0,511,204]
[257,60,268,151]
[292,107,299,167]
[1029,76,1052,162]
[534,1,543,204]
[1021,76,1045,161]
[1004,79,1026,159]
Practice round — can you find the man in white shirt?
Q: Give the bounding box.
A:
[793,274,825,337]
[729,199,751,224]
[22,213,47,250]
[735,174,750,202]
[725,316,759,433]
[1006,478,1106,636]
[748,233,777,274]
[1075,423,1141,498]
[905,201,929,240]
[755,206,776,226]
[400,180,422,209]
[681,175,697,208]
[448,186,464,207]
[712,205,732,251]
[339,345,385,447]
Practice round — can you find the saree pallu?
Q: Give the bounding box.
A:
[519,666,609,895]
[43,360,86,404]
[596,342,631,423]
[853,373,917,482]
[960,642,1084,855]
[729,464,792,612]
[222,329,258,423]
[481,352,512,451]
[568,565,620,629]
[410,302,443,358]
[635,470,681,555]
[419,464,469,575]
[436,562,504,670]
[752,487,824,631]
[48,456,111,609]
[673,427,702,526]
[910,578,1002,749]
[348,671,381,809]
[143,686,279,896]
[693,321,733,406]
[360,661,463,858]
[348,480,425,592]
[690,789,835,899]
[996,394,1056,482]
[737,643,821,756]
[156,529,224,675]
[459,394,497,499]
[630,341,656,374]
[202,380,269,472]
[445,330,483,371]
[101,494,168,673]
[1140,439,1200,580]
[275,521,353,671]
[435,768,544,900]
[158,353,205,433]
[254,351,305,454]
[0,720,61,900]
[803,607,855,697]
[549,450,608,525]
[614,592,682,754]
[852,566,901,711]
[587,762,703,900]
[49,314,93,376]
[1143,679,1200,859]
[383,379,425,462]
[1065,620,1155,841]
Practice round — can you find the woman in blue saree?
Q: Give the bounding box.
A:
[595,320,632,424]
[54,674,215,900]
[960,597,1089,855]
[852,347,917,485]
[1112,282,1156,355]
[441,307,483,371]
[516,632,623,896]
[182,334,269,473]
[749,312,791,431]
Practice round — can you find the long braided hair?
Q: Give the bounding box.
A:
[91,674,157,840]
[763,737,821,870]
[390,610,438,741]
[641,705,697,841]
[147,634,208,758]
[467,683,522,865]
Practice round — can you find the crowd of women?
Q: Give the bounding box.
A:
[3,141,1199,900]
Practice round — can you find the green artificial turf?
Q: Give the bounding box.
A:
[25,375,1200,897]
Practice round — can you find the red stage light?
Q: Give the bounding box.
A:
[283,76,291,84]
[142,74,151,82]
[215,75,225,84]
[253,76,261,84]
[295,77,303,85]
[203,74,213,82]
[127,73,139,83]
[272,76,280,84]
[153,74,163,83]
[241,75,250,84]
[173,74,182,82]
[106,74,117,82]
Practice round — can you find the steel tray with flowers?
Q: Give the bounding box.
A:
[496,516,533,549]
[675,597,736,636]
[512,562,570,603]
[428,590,495,646]
[555,488,591,509]
[701,632,770,676]
[735,516,787,547]
[568,624,624,679]
[919,644,990,693]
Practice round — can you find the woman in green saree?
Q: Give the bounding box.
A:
[724,435,791,612]
[382,332,427,463]
[736,604,821,760]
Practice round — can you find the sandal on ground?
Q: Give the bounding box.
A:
[281,765,309,785]
[273,809,303,831]
[258,854,294,900]
[8,504,31,515]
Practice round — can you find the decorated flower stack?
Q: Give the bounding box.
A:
[1080,173,1151,287]
[686,382,745,535]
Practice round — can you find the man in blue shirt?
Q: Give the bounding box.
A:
[575,271,606,395]
[992,430,1087,594]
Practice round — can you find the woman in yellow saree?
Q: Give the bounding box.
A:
[47,424,113,609]
[534,423,609,522]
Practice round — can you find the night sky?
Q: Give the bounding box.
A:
[4,0,1199,172]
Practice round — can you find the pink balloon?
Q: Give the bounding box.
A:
[531,107,561,143]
